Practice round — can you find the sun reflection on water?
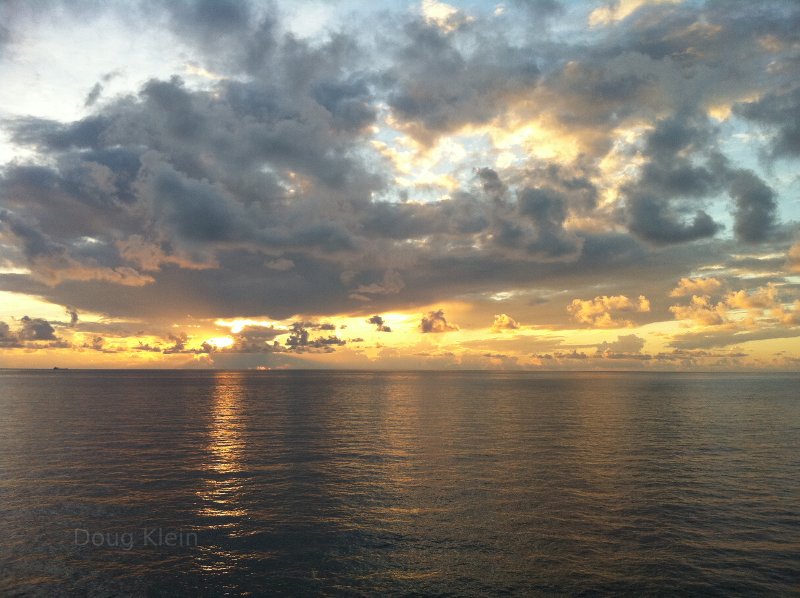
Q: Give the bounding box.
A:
[197,371,248,522]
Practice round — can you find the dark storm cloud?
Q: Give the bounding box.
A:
[511,187,583,259]
[476,168,507,202]
[1,16,387,286]
[161,0,280,74]
[624,120,780,246]
[143,159,243,243]
[312,77,377,133]
[509,0,563,19]
[11,116,110,151]
[0,152,143,239]
[735,86,800,159]
[1,0,799,332]
[165,0,252,46]
[385,19,540,144]
[0,209,62,260]
[729,170,777,244]
[529,164,598,214]
[622,115,726,245]
[625,193,720,245]
[508,0,800,183]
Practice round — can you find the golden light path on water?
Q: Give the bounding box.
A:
[196,372,252,574]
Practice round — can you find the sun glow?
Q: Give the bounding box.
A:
[207,336,234,349]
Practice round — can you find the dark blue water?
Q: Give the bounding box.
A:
[0,370,798,596]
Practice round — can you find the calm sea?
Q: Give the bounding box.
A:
[0,370,798,596]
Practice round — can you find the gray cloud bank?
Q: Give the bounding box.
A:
[1,0,799,329]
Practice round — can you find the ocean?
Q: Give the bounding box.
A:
[0,370,798,596]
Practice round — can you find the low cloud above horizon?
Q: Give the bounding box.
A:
[1,0,799,370]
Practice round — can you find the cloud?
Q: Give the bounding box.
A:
[725,285,779,311]
[491,313,520,331]
[18,316,57,341]
[623,116,726,245]
[284,322,346,353]
[355,270,405,296]
[0,23,9,55]
[367,315,392,332]
[83,336,111,352]
[66,306,79,326]
[671,327,800,350]
[597,333,646,355]
[420,309,459,333]
[116,235,216,272]
[589,0,681,27]
[476,167,506,202]
[0,321,21,347]
[84,83,103,108]
[728,170,777,243]
[226,324,285,353]
[421,0,474,33]
[265,257,294,271]
[736,86,800,158]
[509,187,583,260]
[385,17,540,144]
[669,295,727,326]
[568,295,651,328]
[0,209,155,287]
[669,277,723,298]
[1,0,800,369]
[668,283,800,349]
[542,350,589,361]
[788,242,800,273]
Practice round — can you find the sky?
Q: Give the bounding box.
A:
[0,0,799,370]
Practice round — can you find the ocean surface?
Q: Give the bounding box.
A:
[0,370,798,596]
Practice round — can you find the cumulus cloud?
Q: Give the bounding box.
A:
[367,315,392,332]
[725,285,778,311]
[385,16,540,144]
[491,313,520,331]
[18,316,57,341]
[0,321,21,347]
[669,277,723,298]
[421,0,474,33]
[1,0,799,368]
[222,325,285,353]
[284,322,346,352]
[597,333,646,356]
[669,295,728,327]
[420,309,459,333]
[568,295,651,328]
[668,284,800,346]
